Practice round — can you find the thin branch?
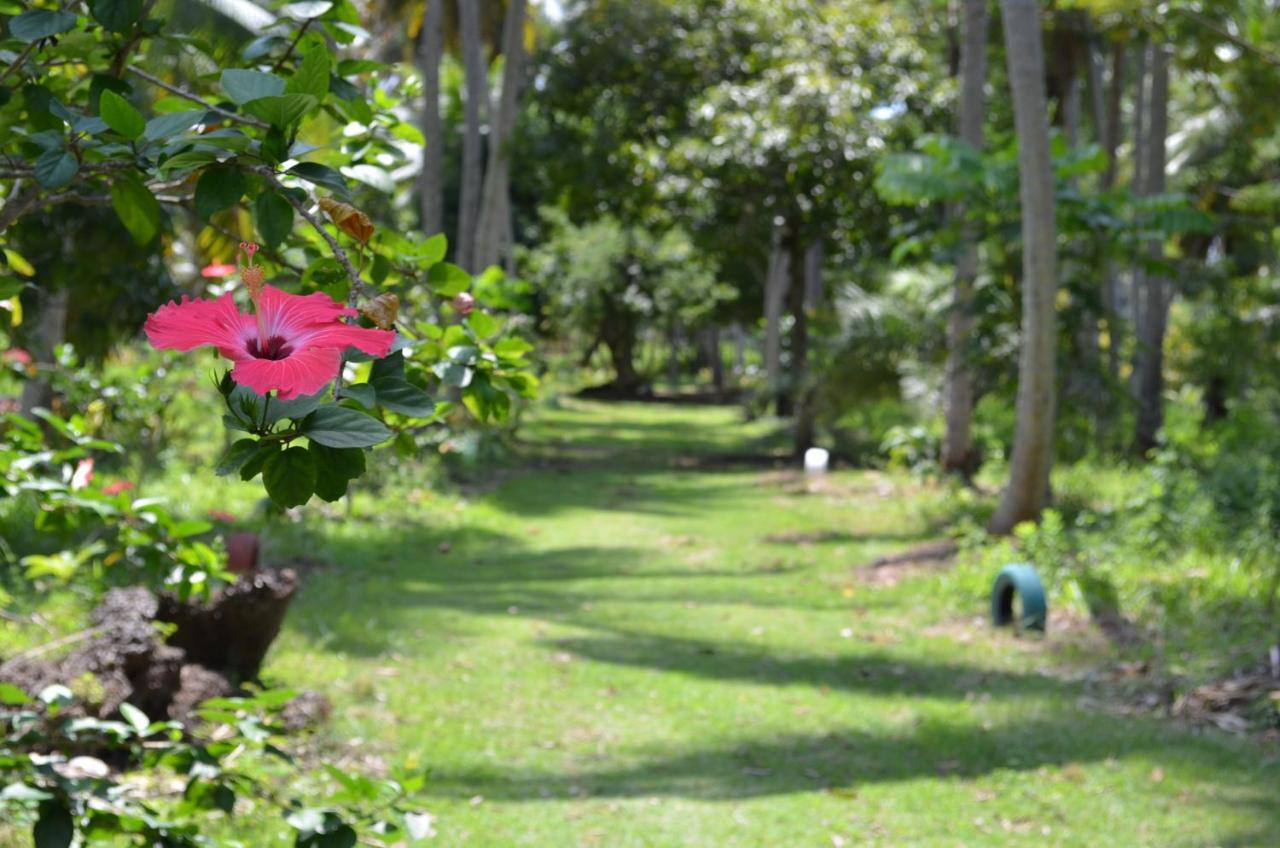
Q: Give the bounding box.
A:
[250,165,367,305]
[270,19,311,74]
[1172,8,1280,68]
[0,0,79,86]
[126,65,270,129]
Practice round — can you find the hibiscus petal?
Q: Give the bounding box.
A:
[304,324,396,357]
[256,285,356,339]
[145,293,252,355]
[231,347,342,400]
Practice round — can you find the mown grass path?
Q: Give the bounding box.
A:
[270,400,1279,847]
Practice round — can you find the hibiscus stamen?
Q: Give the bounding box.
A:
[239,242,269,350]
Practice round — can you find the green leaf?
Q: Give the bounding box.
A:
[427,262,471,297]
[33,149,77,189]
[239,442,279,481]
[421,233,447,265]
[261,389,324,426]
[0,683,30,705]
[220,69,286,105]
[286,46,331,99]
[118,702,149,733]
[281,0,332,18]
[89,0,143,32]
[301,405,392,448]
[287,162,350,200]
[242,94,318,129]
[216,439,261,476]
[143,110,203,141]
[466,311,498,339]
[9,9,77,42]
[110,176,160,245]
[337,383,376,409]
[34,799,73,848]
[309,442,364,502]
[254,190,294,249]
[369,351,405,381]
[494,337,533,360]
[98,89,144,139]
[262,446,315,508]
[371,377,433,417]
[194,165,246,220]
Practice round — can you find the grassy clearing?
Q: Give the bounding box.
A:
[243,399,1279,847]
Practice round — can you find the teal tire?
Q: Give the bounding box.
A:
[991,563,1047,632]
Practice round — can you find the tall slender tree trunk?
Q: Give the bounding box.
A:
[472,0,527,271]
[1127,42,1150,393]
[941,0,988,477]
[416,0,445,237]
[20,288,68,416]
[1097,40,1125,392]
[989,0,1060,535]
[786,233,814,454]
[763,225,790,412]
[456,0,487,271]
[1133,44,1171,454]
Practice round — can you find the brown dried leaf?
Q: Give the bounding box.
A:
[318,197,375,243]
[360,292,400,329]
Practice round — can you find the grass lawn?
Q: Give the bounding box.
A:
[209,400,1280,844]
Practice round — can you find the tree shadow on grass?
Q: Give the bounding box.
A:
[279,527,862,657]
[423,712,1278,815]
[541,630,1067,700]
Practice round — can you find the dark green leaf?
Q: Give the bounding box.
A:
[98,89,144,139]
[194,165,246,220]
[287,162,350,200]
[266,387,328,424]
[254,190,294,249]
[242,94,318,129]
[239,442,280,481]
[143,110,203,141]
[369,351,405,381]
[337,383,376,409]
[309,442,364,502]
[286,46,331,98]
[220,69,285,105]
[33,149,77,189]
[433,361,473,388]
[89,0,143,32]
[301,406,392,448]
[110,176,160,245]
[9,10,77,42]
[262,446,315,508]
[216,439,261,476]
[34,799,73,848]
[371,377,433,417]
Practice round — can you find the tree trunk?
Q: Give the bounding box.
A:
[456,0,487,271]
[1098,40,1125,391]
[786,234,814,454]
[940,0,988,477]
[1133,44,1170,455]
[602,314,641,394]
[472,0,527,271]
[763,225,790,412]
[989,0,1060,535]
[732,323,746,375]
[416,0,445,237]
[1126,42,1150,398]
[707,326,725,394]
[20,287,68,416]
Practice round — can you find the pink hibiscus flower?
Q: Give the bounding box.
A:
[103,480,135,495]
[71,458,94,491]
[145,282,394,400]
[201,261,238,278]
